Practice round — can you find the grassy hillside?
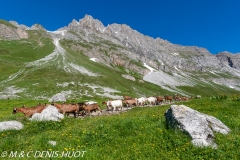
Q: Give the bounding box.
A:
[0,36,174,100]
[0,31,240,100]
[0,30,54,81]
[0,97,239,159]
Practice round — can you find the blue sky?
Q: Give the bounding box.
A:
[1,0,240,54]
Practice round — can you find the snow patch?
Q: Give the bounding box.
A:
[90,58,98,62]
[143,63,157,72]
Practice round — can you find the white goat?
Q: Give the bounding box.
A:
[147,97,157,105]
[107,100,123,111]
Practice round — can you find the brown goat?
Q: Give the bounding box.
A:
[181,96,189,101]
[123,95,133,100]
[173,95,182,101]
[164,95,173,103]
[53,103,79,118]
[12,104,47,117]
[82,103,101,116]
[123,99,137,108]
[156,96,164,104]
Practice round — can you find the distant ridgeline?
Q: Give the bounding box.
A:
[0,15,240,100]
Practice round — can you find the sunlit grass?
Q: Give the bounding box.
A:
[0,97,240,159]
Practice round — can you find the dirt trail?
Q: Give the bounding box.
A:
[70,103,173,118]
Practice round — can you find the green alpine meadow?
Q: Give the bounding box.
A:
[0,98,240,159]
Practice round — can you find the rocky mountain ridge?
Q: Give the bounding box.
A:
[0,20,28,40]
[1,15,240,93]
[62,15,239,73]
[60,15,240,91]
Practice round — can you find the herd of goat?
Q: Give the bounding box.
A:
[12,94,201,118]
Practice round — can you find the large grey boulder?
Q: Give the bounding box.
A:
[165,105,230,148]
[0,121,24,132]
[49,93,66,102]
[29,105,64,121]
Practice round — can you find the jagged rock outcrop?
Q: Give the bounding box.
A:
[10,21,30,30]
[216,51,240,69]
[30,24,47,31]
[3,16,240,76]
[10,20,47,31]
[62,15,225,73]
[58,15,240,91]
[0,21,29,40]
[165,105,230,148]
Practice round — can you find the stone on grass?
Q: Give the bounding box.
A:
[48,140,57,146]
[30,105,64,121]
[49,93,66,102]
[122,74,136,81]
[0,121,24,132]
[165,105,230,148]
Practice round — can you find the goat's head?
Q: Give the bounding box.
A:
[12,107,18,114]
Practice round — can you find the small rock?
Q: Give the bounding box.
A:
[0,121,24,132]
[48,140,57,146]
[49,93,66,102]
[122,74,136,81]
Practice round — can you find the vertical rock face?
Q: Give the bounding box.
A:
[0,23,29,39]
[165,105,230,148]
[60,15,240,91]
[64,15,226,73]
[16,27,29,38]
[216,51,240,69]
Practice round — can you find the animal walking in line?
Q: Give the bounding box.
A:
[12,104,47,117]
[164,95,173,104]
[80,103,101,116]
[106,100,123,111]
[52,103,80,118]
